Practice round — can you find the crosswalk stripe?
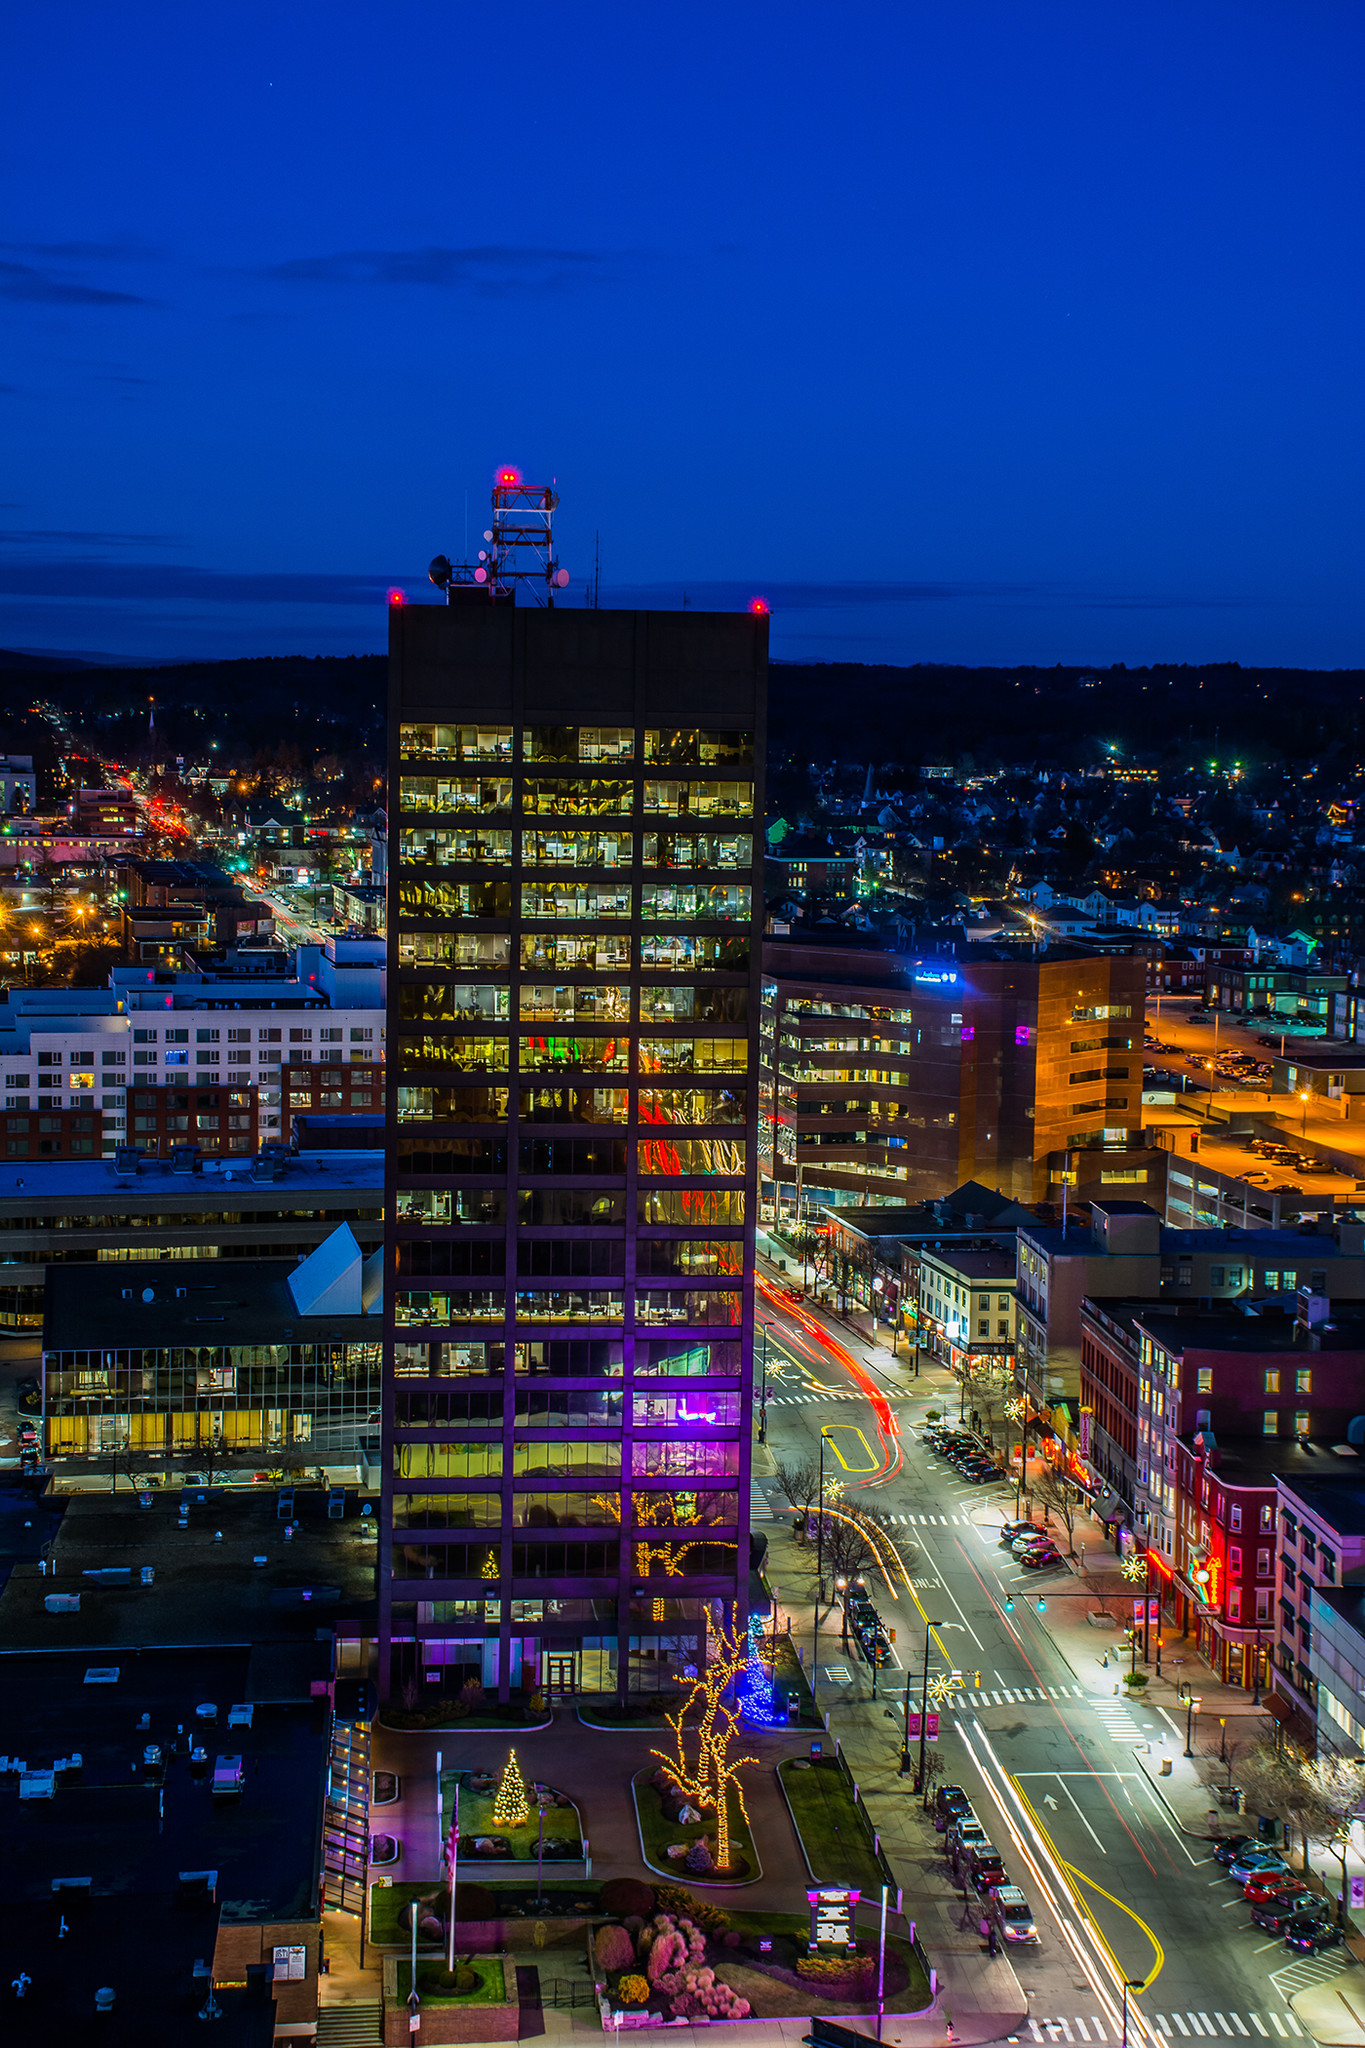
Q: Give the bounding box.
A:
[1075,2021,1091,2040]
[1230,2019,1249,2037]
[1248,2018,1266,2037]
[1198,2016,1214,2035]
[1214,2017,1233,2035]
[1171,2018,1190,2037]
[1090,2021,1107,2040]
[1285,2021,1301,2038]
[1030,2025,1043,2043]
[1156,2022,1171,2038]
[1060,2026,1074,2042]
[1268,2017,1285,2037]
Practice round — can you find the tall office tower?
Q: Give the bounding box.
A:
[381,598,766,1703]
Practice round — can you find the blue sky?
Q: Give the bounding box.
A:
[2,2,1362,667]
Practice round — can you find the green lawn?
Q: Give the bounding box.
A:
[632,1767,759,1884]
[393,1957,510,2006]
[439,1771,582,1859]
[369,1882,445,1948]
[778,1757,886,1893]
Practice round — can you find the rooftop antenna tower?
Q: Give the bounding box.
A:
[430,466,571,607]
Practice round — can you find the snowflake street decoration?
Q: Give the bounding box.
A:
[1120,1553,1148,1583]
[926,1672,956,1707]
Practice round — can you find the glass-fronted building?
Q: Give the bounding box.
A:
[383,601,766,1703]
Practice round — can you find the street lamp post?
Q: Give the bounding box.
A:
[914,1616,944,1793]
[1184,1691,1202,1757]
[812,1427,832,1707]
[758,1321,772,1444]
[1122,1979,1146,2048]
[1252,1623,1263,1706]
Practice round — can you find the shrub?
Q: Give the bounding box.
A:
[428,1966,478,1993]
[654,1887,727,1933]
[458,1677,486,1710]
[602,1878,656,1919]
[595,1925,635,1972]
[618,1975,650,2006]
[722,1930,741,1948]
[797,1954,876,1995]
[1122,1671,1149,1690]
[452,1881,498,1921]
[684,1836,714,1874]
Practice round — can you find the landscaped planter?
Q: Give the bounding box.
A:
[777,1756,886,1893]
[382,1954,518,2044]
[439,1767,584,1864]
[631,1768,762,1886]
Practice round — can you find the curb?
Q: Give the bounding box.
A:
[1131,1743,1217,1839]
[376,1712,554,1735]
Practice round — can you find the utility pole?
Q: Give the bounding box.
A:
[914,1616,944,1793]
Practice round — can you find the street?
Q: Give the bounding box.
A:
[754,1271,1359,2044]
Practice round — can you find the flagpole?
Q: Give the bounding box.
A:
[447,1775,459,1973]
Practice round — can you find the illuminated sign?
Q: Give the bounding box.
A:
[915,970,958,985]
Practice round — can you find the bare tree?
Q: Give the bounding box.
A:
[773,1456,818,1521]
[1032,1465,1081,1554]
[1305,1754,1365,1918]
[1236,1738,1334,1877]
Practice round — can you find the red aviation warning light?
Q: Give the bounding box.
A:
[749,596,770,615]
[496,465,522,486]
[386,587,406,606]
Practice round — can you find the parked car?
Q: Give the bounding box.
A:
[1212,1835,1254,1866]
[935,1784,970,1824]
[969,1849,1009,1894]
[1283,1914,1344,1955]
[1249,1890,1319,1931]
[986,1884,1038,1944]
[1019,1545,1062,1570]
[1228,1849,1292,1884]
[999,1521,1036,1544]
[1012,1532,1056,1555]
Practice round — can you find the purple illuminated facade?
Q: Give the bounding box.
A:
[379,602,766,1702]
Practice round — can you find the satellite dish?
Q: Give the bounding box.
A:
[428,555,453,589]
[473,567,488,584]
[554,568,570,587]
[483,529,494,542]
[141,1287,155,1304]
[477,549,487,562]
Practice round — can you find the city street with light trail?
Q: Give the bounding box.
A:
[753,1260,1360,2042]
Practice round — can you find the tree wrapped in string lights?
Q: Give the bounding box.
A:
[651,1607,757,1871]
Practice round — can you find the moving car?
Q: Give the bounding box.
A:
[1249,1889,1319,1931]
[1283,1914,1344,1955]
[986,1885,1038,1944]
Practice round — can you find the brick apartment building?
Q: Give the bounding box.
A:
[1081,1297,1365,1689]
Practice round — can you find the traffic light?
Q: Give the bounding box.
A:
[1036,1597,1047,1613]
[1003,1597,1015,1612]
[973,1671,982,1688]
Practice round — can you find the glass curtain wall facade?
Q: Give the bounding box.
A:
[382,604,766,1703]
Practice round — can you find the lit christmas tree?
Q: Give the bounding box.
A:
[492,1749,529,1828]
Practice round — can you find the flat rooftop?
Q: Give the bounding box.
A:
[0,1645,326,1918]
[0,1487,377,1652]
[1177,1433,1365,1488]
[0,1148,381,1212]
[44,1254,379,1348]
[1275,1473,1365,1534]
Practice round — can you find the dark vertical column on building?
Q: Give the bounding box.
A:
[380,603,766,1706]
